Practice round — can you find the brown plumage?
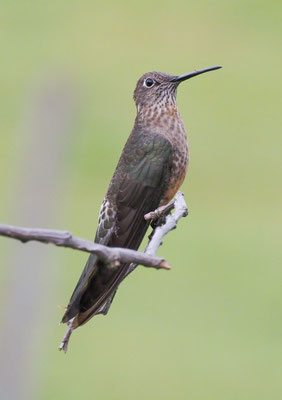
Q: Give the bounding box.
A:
[61,66,221,339]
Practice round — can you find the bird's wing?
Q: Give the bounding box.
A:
[62,133,172,326]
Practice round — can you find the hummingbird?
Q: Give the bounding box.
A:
[60,65,221,350]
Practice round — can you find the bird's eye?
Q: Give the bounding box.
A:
[144,78,154,88]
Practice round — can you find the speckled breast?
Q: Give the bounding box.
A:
[159,110,189,206]
[134,102,190,207]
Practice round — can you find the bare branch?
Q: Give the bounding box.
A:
[58,318,74,353]
[123,192,188,277]
[0,192,188,353]
[146,192,188,256]
[0,192,188,273]
[0,224,169,270]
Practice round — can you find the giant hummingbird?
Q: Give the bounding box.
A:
[60,65,221,351]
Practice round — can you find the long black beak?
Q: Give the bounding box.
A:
[171,65,222,82]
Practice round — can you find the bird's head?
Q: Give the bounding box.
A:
[133,66,222,112]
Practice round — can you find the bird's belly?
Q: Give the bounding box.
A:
[159,170,186,206]
[160,145,189,206]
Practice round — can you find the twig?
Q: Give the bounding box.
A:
[0,225,169,270]
[0,192,188,271]
[126,192,188,276]
[58,318,74,353]
[0,192,188,353]
[146,192,188,256]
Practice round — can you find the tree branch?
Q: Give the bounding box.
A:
[146,191,188,256]
[0,192,188,271]
[126,191,188,277]
[0,192,188,353]
[0,224,169,270]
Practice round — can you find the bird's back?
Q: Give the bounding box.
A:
[62,126,175,328]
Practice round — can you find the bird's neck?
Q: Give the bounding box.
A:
[135,102,187,144]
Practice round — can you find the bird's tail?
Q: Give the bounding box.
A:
[61,253,99,324]
[61,252,130,328]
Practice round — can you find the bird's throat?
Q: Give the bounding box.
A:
[136,102,186,144]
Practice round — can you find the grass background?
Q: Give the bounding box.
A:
[0,1,281,399]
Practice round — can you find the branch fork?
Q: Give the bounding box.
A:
[0,191,188,353]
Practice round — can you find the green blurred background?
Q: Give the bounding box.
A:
[0,1,281,399]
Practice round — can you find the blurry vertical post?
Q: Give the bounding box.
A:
[0,76,77,400]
